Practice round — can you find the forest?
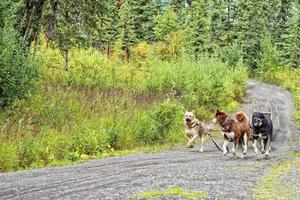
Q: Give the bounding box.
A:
[0,0,299,172]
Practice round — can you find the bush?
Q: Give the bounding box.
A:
[258,35,281,71]
[0,45,249,172]
[135,99,183,145]
[0,5,39,108]
[0,142,18,172]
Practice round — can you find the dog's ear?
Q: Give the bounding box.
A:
[216,109,220,113]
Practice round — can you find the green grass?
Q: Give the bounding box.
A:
[131,186,208,200]
[252,68,300,200]
[0,46,248,172]
[252,153,300,200]
[257,68,300,126]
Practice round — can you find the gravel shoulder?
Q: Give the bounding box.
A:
[0,80,299,200]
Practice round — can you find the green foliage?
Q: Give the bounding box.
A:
[132,186,208,200]
[281,2,300,68]
[210,0,232,50]
[184,0,210,57]
[258,68,300,126]
[234,0,267,67]
[258,35,281,71]
[0,46,248,172]
[129,0,157,42]
[0,1,39,108]
[154,6,179,41]
[252,155,300,200]
[221,42,243,67]
[0,142,18,172]
[135,99,183,145]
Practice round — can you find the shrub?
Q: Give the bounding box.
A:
[0,45,249,172]
[258,35,281,71]
[135,99,183,145]
[133,42,151,59]
[0,142,18,172]
[0,4,39,108]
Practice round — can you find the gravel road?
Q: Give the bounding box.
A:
[0,80,298,200]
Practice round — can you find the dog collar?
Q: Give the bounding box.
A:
[185,122,197,128]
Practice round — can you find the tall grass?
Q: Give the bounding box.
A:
[0,46,248,172]
[257,68,300,126]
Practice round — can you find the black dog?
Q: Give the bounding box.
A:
[251,112,273,157]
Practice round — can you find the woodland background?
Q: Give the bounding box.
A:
[0,0,299,172]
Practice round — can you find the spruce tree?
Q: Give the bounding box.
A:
[234,0,271,68]
[184,0,210,58]
[210,0,230,50]
[154,6,179,41]
[128,0,157,42]
[118,1,137,62]
[281,2,300,67]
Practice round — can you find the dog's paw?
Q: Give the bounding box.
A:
[187,144,194,148]
[199,148,204,152]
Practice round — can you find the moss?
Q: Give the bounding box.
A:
[132,186,208,200]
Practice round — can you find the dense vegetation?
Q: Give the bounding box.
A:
[0,0,299,172]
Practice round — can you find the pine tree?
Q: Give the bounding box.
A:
[118,1,137,62]
[184,0,210,58]
[274,0,294,57]
[126,0,159,43]
[234,0,272,68]
[154,6,179,41]
[210,0,230,50]
[52,1,86,70]
[281,2,300,67]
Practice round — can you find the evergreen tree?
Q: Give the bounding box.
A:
[274,0,294,57]
[234,0,271,68]
[118,1,137,62]
[129,0,157,42]
[0,1,38,107]
[184,0,210,57]
[210,0,230,50]
[281,2,300,67]
[52,1,85,70]
[154,6,179,41]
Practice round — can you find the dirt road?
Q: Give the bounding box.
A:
[0,80,298,200]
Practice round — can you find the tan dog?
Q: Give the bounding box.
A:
[184,112,210,152]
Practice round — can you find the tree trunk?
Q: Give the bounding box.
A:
[106,42,111,58]
[124,46,129,63]
[64,45,69,71]
[18,0,46,52]
[45,0,58,43]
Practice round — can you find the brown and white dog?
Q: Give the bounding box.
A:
[184,112,210,152]
[211,109,251,158]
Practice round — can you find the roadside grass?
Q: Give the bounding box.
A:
[257,68,300,126]
[0,46,248,172]
[252,152,300,200]
[131,186,208,200]
[252,68,300,200]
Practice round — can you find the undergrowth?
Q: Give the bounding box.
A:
[0,46,247,172]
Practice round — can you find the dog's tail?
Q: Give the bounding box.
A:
[236,111,249,124]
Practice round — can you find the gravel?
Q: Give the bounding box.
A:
[0,80,298,200]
